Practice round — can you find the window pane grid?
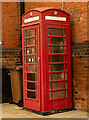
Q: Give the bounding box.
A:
[48,27,68,100]
[24,27,38,100]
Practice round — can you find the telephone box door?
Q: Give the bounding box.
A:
[45,23,72,111]
[22,25,40,111]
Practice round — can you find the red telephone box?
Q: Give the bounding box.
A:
[22,7,72,114]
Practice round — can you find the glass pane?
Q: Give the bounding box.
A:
[64,38,66,45]
[35,38,37,45]
[65,64,67,71]
[27,65,35,72]
[65,47,67,53]
[49,74,51,81]
[49,65,51,72]
[27,47,35,54]
[48,37,50,45]
[52,64,64,71]
[66,90,68,97]
[27,82,35,90]
[49,83,51,90]
[24,39,25,46]
[51,28,63,36]
[52,73,64,81]
[65,55,67,62]
[51,37,63,45]
[26,29,34,37]
[49,92,51,100]
[48,47,50,54]
[25,74,26,80]
[24,30,26,38]
[25,91,27,97]
[65,72,67,80]
[52,81,65,90]
[27,56,36,63]
[53,90,65,99]
[49,55,50,62]
[51,46,63,53]
[27,91,35,99]
[52,55,64,62]
[27,73,35,81]
[25,65,26,72]
[24,48,26,55]
[25,82,27,89]
[64,29,66,37]
[24,56,26,63]
[26,38,35,46]
[35,28,37,36]
[36,92,38,99]
[66,82,67,88]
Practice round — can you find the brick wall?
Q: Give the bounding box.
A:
[2,2,21,66]
[2,2,88,111]
[24,2,88,111]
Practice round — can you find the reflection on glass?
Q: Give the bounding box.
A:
[27,56,35,63]
[27,73,35,81]
[27,82,35,90]
[51,46,63,53]
[26,38,35,46]
[53,90,65,99]
[26,29,34,37]
[52,64,64,71]
[27,47,35,54]
[52,82,65,90]
[51,37,63,45]
[27,91,35,99]
[52,55,64,62]
[52,73,64,81]
[51,28,63,36]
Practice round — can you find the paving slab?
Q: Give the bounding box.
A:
[1,103,88,119]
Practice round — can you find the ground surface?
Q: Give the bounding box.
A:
[0,103,88,118]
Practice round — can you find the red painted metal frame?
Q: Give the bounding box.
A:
[42,22,72,111]
[22,7,72,112]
